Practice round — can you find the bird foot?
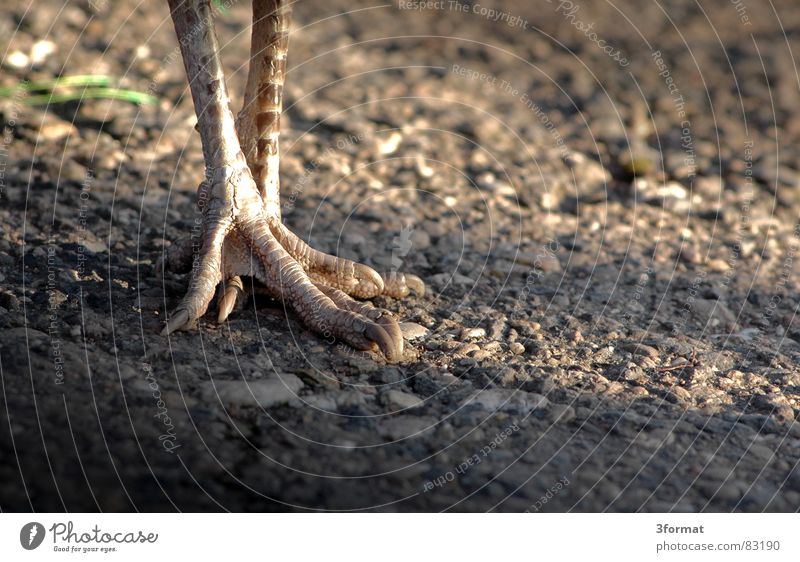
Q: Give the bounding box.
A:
[157,165,424,362]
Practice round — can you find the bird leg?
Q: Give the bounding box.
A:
[160,0,423,361]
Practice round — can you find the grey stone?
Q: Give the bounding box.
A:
[462,389,548,413]
[383,390,424,410]
[400,322,431,340]
[207,374,304,409]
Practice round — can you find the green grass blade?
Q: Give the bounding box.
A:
[0,75,113,96]
[24,87,157,106]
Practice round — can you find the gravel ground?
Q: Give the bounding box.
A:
[2,0,800,512]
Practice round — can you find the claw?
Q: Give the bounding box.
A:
[404,274,425,297]
[161,309,191,336]
[218,276,244,323]
[382,271,426,298]
[377,315,403,355]
[364,320,403,362]
[353,264,384,297]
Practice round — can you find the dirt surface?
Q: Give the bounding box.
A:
[2,0,800,512]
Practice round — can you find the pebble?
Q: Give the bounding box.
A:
[377,132,402,155]
[415,154,434,178]
[38,119,78,142]
[30,40,56,65]
[454,343,480,356]
[567,329,583,343]
[5,51,29,68]
[461,327,486,340]
[509,342,525,355]
[207,374,304,409]
[400,322,430,340]
[372,366,404,385]
[382,390,424,410]
[621,342,659,359]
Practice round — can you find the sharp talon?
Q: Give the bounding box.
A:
[365,320,402,362]
[162,309,191,336]
[354,264,384,296]
[379,317,404,356]
[218,277,244,323]
[380,271,425,299]
[405,274,425,297]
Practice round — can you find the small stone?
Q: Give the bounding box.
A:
[539,253,562,273]
[461,327,486,340]
[657,182,688,200]
[706,258,730,272]
[30,40,57,64]
[383,390,424,410]
[208,374,304,409]
[509,342,525,355]
[567,329,583,342]
[621,343,659,359]
[666,385,691,403]
[476,172,496,191]
[82,239,106,254]
[38,118,78,142]
[372,366,404,385]
[5,51,29,68]
[452,273,475,285]
[400,322,430,340]
[415,154,434,178]
[377,131,402,155]
[457,357,477,368]
[455,343,480,356]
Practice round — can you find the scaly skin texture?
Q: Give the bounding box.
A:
[160,0,423,361]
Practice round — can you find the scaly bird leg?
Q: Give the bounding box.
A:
[160,0,423,361]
